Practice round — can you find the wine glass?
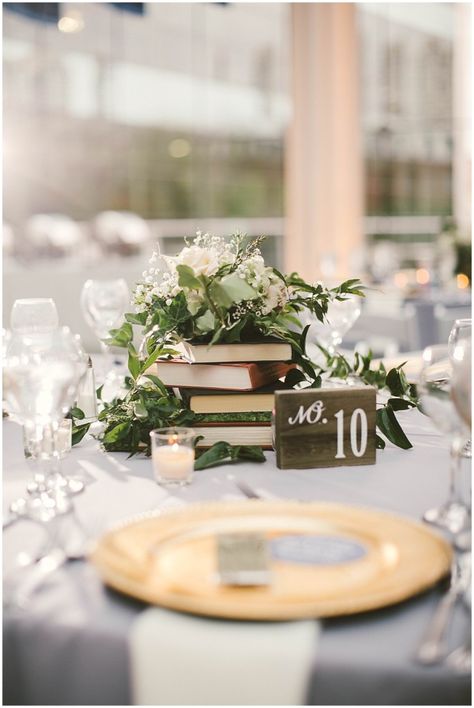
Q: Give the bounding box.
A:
[10,298,58,334]
[308,296,361,355]
[304,295,362,381]
[450,324,471,551]
[80,279,130,397]
[449,319,472,459]
[3,327,87,497]
[418,344,470,534]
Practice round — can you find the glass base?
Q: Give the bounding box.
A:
[455,530,472,553]
[27,475,84,497]
[155,477,193,488]
[9,490,73,524]
[446,645,471,674]
[423,502,469,535]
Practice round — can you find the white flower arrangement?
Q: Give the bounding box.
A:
[133,232,291,341]
[130,231,363,357]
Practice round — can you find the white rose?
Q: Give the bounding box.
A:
[176,245,220,277]
[261,282,287,314]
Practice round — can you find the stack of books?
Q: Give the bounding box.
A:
[150,339,294,449]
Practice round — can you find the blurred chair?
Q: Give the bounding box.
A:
[25,214,85,258]
[363,289,405,315]
[434,304,472,344]
[369,242,400,283]
[93,211,151,257]
[349,303,419,356]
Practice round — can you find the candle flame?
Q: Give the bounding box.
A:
[415,268,430,285]
[456,273,470,289]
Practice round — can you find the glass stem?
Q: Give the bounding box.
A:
[99,341,114,381]
[33,423,47,484]
[44,421,63,489]
[448,435,465,507]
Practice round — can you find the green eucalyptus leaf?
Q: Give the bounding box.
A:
[285,368,307,387]
[232,445,266,463]
[71,423,90,446]
[177,264,203,290]
[196,310,216,334]
[70,406,85,420]
[103,421,131,443]
[309,375,322,388]
[194,441,265,470]
[133,401,148,419]
[139,347,163,376]
[143,374,168,394]
[387,397,416,411]
[376,406,413,450]
[212,272,256,308]
[105,322,133,348]
[386,366,409,397]
[128,346,141,380]
[125,311,148,326]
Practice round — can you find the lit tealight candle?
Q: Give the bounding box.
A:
[150,428,195,486]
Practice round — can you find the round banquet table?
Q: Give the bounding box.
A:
[2,410,471,706]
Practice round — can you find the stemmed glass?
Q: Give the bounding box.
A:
[3,327,87,499]
[449,319,472,459]
[80,279,130,397]
[418,343,470,534]
[303,295,362,384]
[10,298,59,334]
[307,295,362,356]
[450,323,471,552]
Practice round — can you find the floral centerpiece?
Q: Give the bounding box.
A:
[71,232,418,466]
[129,232,366,387]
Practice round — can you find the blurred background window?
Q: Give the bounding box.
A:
[361,3,453,219]
[3,2,471,353]
[3,2,290,263]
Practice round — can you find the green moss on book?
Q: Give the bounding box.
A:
[193,411,272,424]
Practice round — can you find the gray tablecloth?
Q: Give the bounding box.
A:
[3,412,471,705]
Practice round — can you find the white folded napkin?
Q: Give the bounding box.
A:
[130,607,319,705]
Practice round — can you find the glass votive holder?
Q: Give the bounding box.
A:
[23,419,72,460]
[150,427,195,487]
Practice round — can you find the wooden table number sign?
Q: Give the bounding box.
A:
[274,387,376,469]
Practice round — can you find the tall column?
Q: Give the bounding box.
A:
[285,3,364,281]
[453,3,471,241]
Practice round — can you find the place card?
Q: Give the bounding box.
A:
[274,386,376,469]
[270,534,368,565]
[216,533,271,586]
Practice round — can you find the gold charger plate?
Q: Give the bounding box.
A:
[90,501,451,620]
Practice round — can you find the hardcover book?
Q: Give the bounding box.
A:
[150,359,294,391]
[173,338,292,364]
[178,381,289,413]
[193,421,273,449]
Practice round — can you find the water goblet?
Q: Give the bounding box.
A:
[3,327,87,498]
[450,325,471,551]
[418,344,470,535]
[80,278,130,398]
[304,295,362,383]
[10,298,58,334]
[307,295,362,356]
[449,319,471,459]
